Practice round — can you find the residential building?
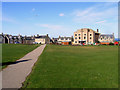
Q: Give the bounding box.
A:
[73,28,100,45]
[57,36,73,45]
[51,38,58,44]
[23,36,35,44]
[98,33,114,44]
[0,33,50,44]
[0,33,23,44]
[35,34,50,44]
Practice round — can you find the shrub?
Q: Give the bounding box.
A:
[102,44,107,45]
[109,43,114,45]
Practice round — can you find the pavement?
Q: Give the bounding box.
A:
[1,44,46,89]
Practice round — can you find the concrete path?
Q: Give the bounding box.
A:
[1,44,46,89]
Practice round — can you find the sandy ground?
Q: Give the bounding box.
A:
[1,44,46,89]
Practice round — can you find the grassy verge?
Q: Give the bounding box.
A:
[2,44,40,69]
[23,45,118,88]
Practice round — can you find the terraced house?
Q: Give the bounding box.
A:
[0,33,50,44]
[73,28,100,45]
[99,34,114,44]
[57,36,73,45]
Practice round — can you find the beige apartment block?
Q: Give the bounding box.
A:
[98,33,114,43]
[73,28,100,45]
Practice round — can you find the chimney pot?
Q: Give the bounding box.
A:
[97,29,99,32]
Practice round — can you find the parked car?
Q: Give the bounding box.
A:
[33,42,38,44]
[114,42,118,45]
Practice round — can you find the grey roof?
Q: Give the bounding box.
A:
[58,37,72,39]
[25,37,34,40]
[35,35,48,39]
[52,38,58,40]
[100,34,114,38]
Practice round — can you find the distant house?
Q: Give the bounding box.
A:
[0,33,23,44]
[73,28,100,45]
[0,33,50,44]
[51,38,58,44]
[98,33,114,44]
[23,36,35,44]
[0,33,5,43]
[57,36,73,45]
[35,34,50,44]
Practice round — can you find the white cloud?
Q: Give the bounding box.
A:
[1,17,17,23]
[59,13,64,16]
[35,23,74,37]
[35,24,64,30]
[32,8,35,12]
[96,20,106,24]
[72,4,117,24]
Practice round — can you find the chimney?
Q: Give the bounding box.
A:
[46,34,48,37]
[59,36,60,38]
[37,34,39,37]
[113,33,114,36]
[97,29,99,32]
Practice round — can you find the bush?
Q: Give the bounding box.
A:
[109,43,114,45]
[102,44,107,45]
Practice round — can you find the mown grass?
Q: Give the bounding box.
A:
[2,44,40,69]
[23,45,118,88]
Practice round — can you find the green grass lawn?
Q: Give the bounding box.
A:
[23,45,118,88]
[2,44,40,69]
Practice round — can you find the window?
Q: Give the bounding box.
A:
[75,37,77,39]
[75,34,77,36]
[90,37,92,39]
[79,37,81,39]
[79,34,80,36]
[90,34,92,36]
[61,38,64,40]
[75,41,77,43]
[101,38,102,40]
[79,41,81,43]
[84,37,86,39]
[84,34,86,35]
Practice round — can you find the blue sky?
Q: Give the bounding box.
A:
[2,2,118,38]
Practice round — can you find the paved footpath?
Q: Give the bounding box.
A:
[1,44,46,89]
